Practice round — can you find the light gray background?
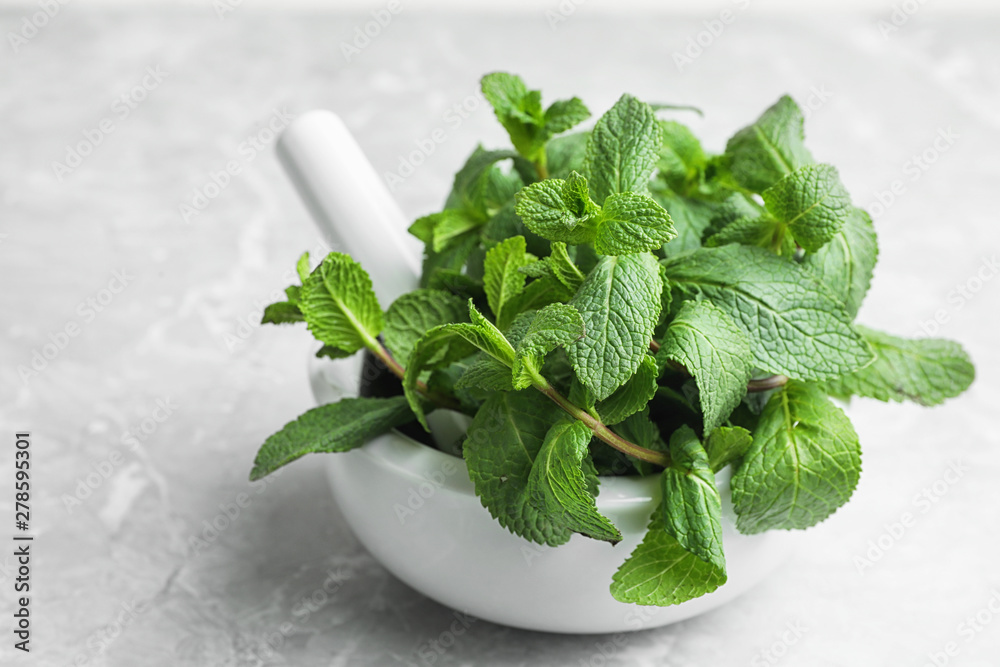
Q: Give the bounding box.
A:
[1,6,998,667]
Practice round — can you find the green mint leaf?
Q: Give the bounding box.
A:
[802,207,878,319]
[464,390,573,546]
[660,425,726,571]
[762,164,852,253]
[657,121,707,195]
[705,215,796,256]
[592,191,677,255]
[514,175,600,245]
[704,425,753,472]
[456,354,515,392]
[315,344,355,360]
[546,132,589,179]
[596,354,658,425]
[585,94,661,202]
[656,300,753,433]
[526,420,622,544]
[261,301,304,324]
[610,503,726,606]
[384,289,467,365]
[512,303,585,390]
[543,97,591,135]
[661,245,874,380]
[250,397,413,480]
[546,241,586,293]
[484,236,536,329]
[569,252,663,400]
[731,381,861,533]
[724,95,814,193]
[481,72,547,162]
[299,252,383,354]
[295,252,311,282]
[615,408,669,475]
[409,209,483,253]
[655,194,721,257]
[822,327,975,406]
[445,146,522,220]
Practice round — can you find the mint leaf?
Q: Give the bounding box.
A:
[315,344,354,360]
[514,177,598,245]
[705,215,796,256]
[762,164,851,253]
[404,302,516,428]
[610,503,726,606]
[482,72,546,162]
[445,146,522,220]
[655,194,721,257]
[456,354,515,392]
[409,209,483,253]
[592,191,676,255]
[660,426,725,571]
[384,289,466,364]
[615,408,669,475]
[546,132,589,179]
[569,253,662,400]
[822,327,975,406]
[661,245,874,381]
[802,207,878,318]
[586,94,661,201]
[295,252,311,282]
[299,252,383,354]
[484,236,536,329]
[657,121,707,195]
[725,95,814,193]
[515,174,674,254]
[526,420,622,544]
[261,301,304,324]
[545,241,586,293]
[464,391,572,546]
[596,354,658,425]
[657,300,752,433]
[250,397,413,480]
[732,381,861,533]
[704,425,752,472]
[512,303,585,390]
[543,97,591,135]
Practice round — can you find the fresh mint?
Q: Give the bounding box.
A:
[254,74,976,609]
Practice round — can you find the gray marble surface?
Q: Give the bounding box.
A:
[1,7,999,667]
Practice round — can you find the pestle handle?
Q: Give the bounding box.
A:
[277,110,421,306]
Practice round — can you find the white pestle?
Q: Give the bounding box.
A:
[277,110,471,449]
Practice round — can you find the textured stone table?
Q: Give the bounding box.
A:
[1,8,998,666]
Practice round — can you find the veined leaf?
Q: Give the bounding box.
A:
[299,252,383,354]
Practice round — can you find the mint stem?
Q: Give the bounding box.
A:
[532,377,671,468]
[366,339,463,411]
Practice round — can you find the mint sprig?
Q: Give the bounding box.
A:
[254,74,976,610]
